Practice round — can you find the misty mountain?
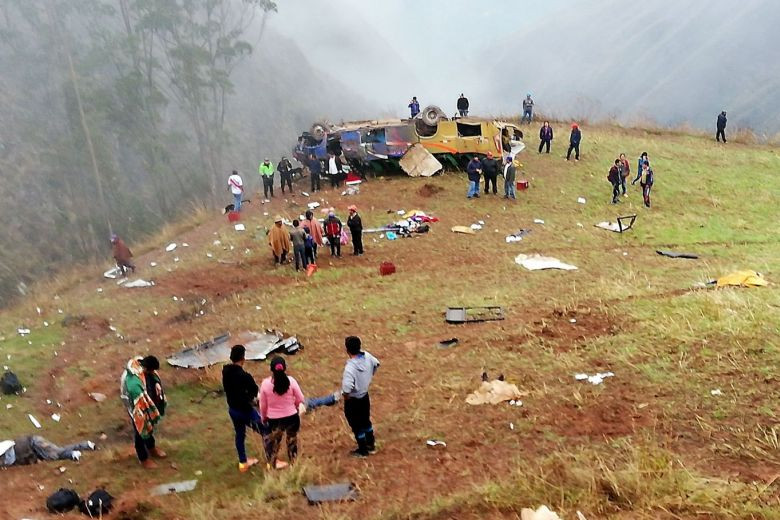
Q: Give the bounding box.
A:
[479,0,780,134]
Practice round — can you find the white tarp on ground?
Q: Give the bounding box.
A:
[399,143,442,177]
[595,221,621,232]
[515,254,578,271]
[122,279,154,288]
[103,267,123,279]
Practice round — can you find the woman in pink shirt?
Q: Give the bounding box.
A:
[259,356,304,469]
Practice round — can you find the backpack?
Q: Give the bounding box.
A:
[46,488,80,513]
[79,489,113,516]
[1,371,22,395]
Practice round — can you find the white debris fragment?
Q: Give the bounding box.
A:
[97,288,103,293]
[150,262,158,267]
[425,440,447,447]
[36,307,42,315]
[255,306,262,310]
[470,224,483,230]
[17,328,31,336]
[43,321,49,327]
[165,243,177,252]
[569,319,577,323]
[301,192,310,197]
[6,404,12,409]
[509,422,514,430]
[206,253,213,258]
[577,197,586,204]
[174,257,180,262]
[89,392,107,402]
[28,414,42,429]
[234,224,246,231]
[577,222,584,228]
[623,252,628,256]
[574,372,615,385]
[182,243,189,247]
[533,219,545,224]
[51,413,61,422]
[710,389,722,396]
[213,240,221,246]
[307,202,320,210]
[123,279,154,288]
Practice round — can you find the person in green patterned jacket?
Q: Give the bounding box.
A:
[121,356,167,469]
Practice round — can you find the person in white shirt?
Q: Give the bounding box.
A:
[327,153,343,188]
[227,170,244,211]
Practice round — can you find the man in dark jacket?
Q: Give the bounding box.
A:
[277,156,293,194]
[608,159,622,204]
[716,111,727,142]
[466,156,482,198]
[566,123,581,161]
[222,345,262,472]
[503,156,517,200]
[347,205,363,256]
[538,121,553,153]
[307,154,322,192]
[481,152,499,195]
[457,94,469,117]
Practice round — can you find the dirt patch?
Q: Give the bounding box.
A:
[62,314,112,342]
[417,183,444,197]
[154,263,290,301]
[532,307,618,350]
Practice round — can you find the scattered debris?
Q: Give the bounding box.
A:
[122,279,155,289]
[521,505,564,520]
[515,254,578,271]
[307,202,320,209]
[28,414,42,429]
[506,229,531,243]
[167,331,302,369]
[657,250,699,259]
[425,439,447,448]
[51,413,61,422]
[596,214,637,233]
[79,489,114,517]
[711,389,723,396]
[533,218,545,225]
[508,400,523,407]
[303,483,358,504]
[577,197,586,204]
[46,488,81,514]
[399,143,442,177]
[574,371,615,385]
[17,328,31,336]
[89,392,107,403]
[711,270,768,288]
[466,379,526,405]
[103,267,123,279]
[165,243,177,252]
[234,224,246,231]
[1,371,22,395]
[445,306,504,324]
[451,226,476,235]
[150,480,198,496]
[437,338,459,349]
[342,185,359,196]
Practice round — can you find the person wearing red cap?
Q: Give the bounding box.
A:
[481,152,499,195]
[259,356,304,470]
[347,205,364,256]
[566,123,581,161]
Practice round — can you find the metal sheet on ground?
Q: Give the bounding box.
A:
[303,483,358,504]
[167,331,296,369]
[399,143,442,177]
[445,306,504,323]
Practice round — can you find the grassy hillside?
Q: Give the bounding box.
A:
[0,124,778,519]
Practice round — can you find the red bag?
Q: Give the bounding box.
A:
[379,262,396,276]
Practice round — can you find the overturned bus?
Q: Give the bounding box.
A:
[294,105,525,176]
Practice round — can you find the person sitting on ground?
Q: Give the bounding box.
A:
[259,356,304,470]
[457,93,469,117]
[538,121,553,154]
[503,156,517,200]
[347,205,364,256]
[111,234,136,277]
[608,159,622,204]
[324,212,343,258]
[566,123,581,161]
[302,210,324,260]
[618,153,630,197]
[120,355,167,469]
[289,219,308,272]
[640,161,654,208]
[341,336,380,457]
[277,156,294,194]
[466,156,482,199]
[0,435,95,467]
[481,152,499,195]
[227,170,244,212]
[222,344,262,473]
[268,215,291,264]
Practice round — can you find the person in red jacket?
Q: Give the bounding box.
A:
[324,212,343,257]
[111,234,136,276]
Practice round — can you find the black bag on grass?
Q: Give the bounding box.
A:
[1,371,22,394]
[79,489,114,516]
[46,488,80,513]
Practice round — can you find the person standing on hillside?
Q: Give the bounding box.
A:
[324,212,343,257]
[326,152,343,188]
[618,153,630,197]
[608,159,622,204]
[538,121,553,153]
[259,158,274,199]
[503,156,517,200]
[111,234,136,277]
[639,161,654,208]
[522,94,534,123]
[408,96,420,118]
[566,123,581,161]
[302,210,324,260]
[120,356,167,469]
[289,219,308,272]
[466,156,482,198]
[481,152,499,195]
[268,215,291,264]
[347,205,364,256]
[259,356,304,470]
[307,154,322,193]
[277,156,293,194]
[632,152,649,185]
[222,345,262,473]
[716,111,728,143]
[227,170,244,212]
[341,336,380,457]
[457,94,469,117]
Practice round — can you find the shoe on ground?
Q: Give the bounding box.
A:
[349,449,368,458]
[141,458,157,469]
[274,460,289,469]
[367,447,377,455]
[332,391,342,403]
[150,447,167,459]
[622,193,628,197]
[71,450,82,461]
[238,458,259,473]
[87,441,96,450]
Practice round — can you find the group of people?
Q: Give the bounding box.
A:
[466,153,517,200]
[267,206,364,270]
[119,337,380,473]
[533,121,582,160]
[406,92,534,121]
[606,151,654,207]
